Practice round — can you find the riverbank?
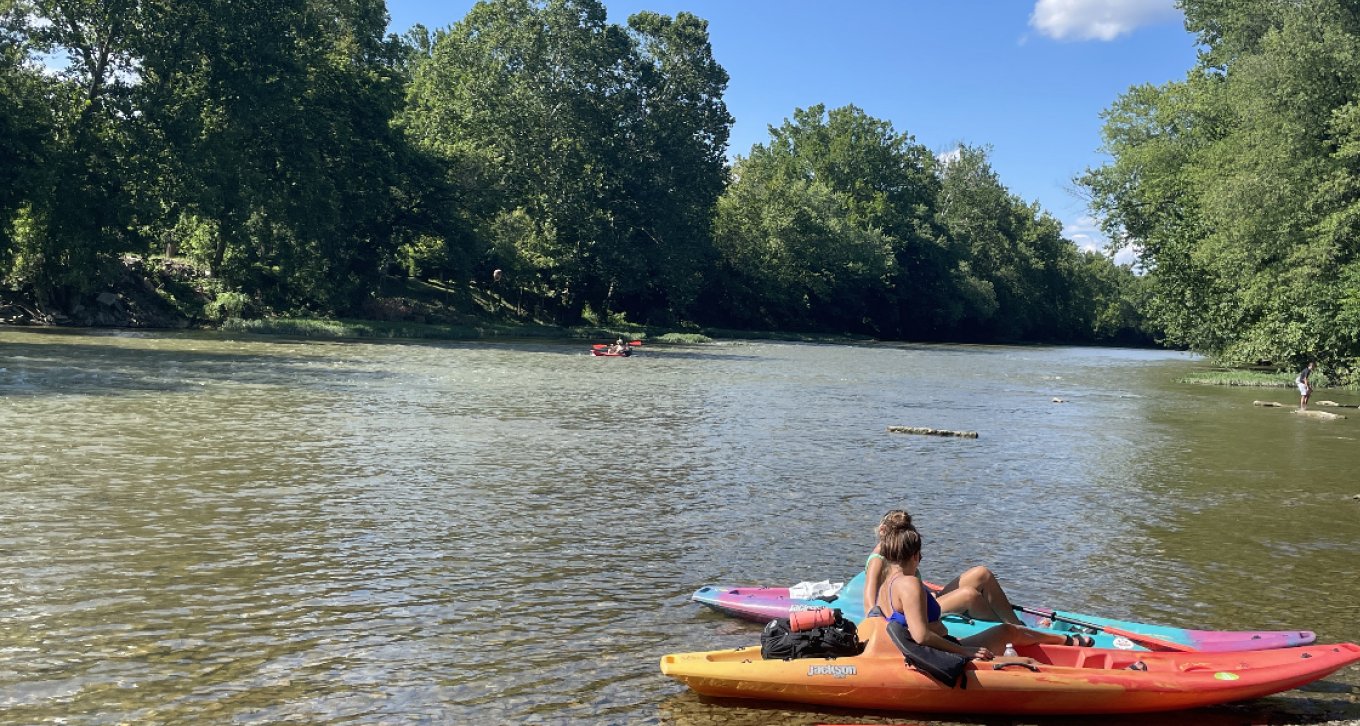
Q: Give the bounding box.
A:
[2,256,1319,383]
[0,253,870,347]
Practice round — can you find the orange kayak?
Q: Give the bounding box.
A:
[660,631,1360,716]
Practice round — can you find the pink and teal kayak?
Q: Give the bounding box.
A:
[692,571,1316,653]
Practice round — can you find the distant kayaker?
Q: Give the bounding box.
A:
[1296,361,1316,411]
[870,514,1091,660]
[609,338,626,354]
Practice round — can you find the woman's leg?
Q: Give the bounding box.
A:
[959,622,1067,652]
[934,566,1024,625]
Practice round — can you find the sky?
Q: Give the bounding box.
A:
[385,0,1200,258]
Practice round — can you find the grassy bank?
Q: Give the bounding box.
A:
[1175,369,1333,388]
[219,316,720,344]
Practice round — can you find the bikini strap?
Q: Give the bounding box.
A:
[875,574,901,617]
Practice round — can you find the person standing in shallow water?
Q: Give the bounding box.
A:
[1296,361,1316,411]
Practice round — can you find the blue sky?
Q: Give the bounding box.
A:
[386,0,1199,256]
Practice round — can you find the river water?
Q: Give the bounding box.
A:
[1,328,1357,725]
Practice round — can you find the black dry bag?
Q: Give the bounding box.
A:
[760,609,863,660]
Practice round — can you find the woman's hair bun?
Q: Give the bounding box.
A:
[880,509,913,530]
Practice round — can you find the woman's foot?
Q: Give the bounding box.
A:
[1064,633,1095,647]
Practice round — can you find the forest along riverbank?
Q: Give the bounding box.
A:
[0,330,1355,724]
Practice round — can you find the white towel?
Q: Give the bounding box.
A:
[789,580,844,600]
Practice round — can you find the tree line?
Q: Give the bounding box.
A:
[1084,0,1360,380]
[1,0,1149,344]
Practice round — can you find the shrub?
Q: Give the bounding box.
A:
[203,292,253,322]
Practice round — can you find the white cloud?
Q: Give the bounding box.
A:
[1064,214,1103,248]
[1065,214,1145,268]
[1112,245,1141,267]
[1030,0,1181,42]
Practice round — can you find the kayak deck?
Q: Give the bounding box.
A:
[692,571,1316,652]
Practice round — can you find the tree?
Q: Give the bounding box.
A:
[712,105,943,333]
[609,10,731,322]
[712,162,894,330]
[0,10,50,277]
[938,145,1100,340]
[135,0,416,313]
[5,0,144,307]
[402,0,732,325]
[1085,0,1360,377]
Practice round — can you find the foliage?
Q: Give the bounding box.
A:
[1,0,1150,348]
[1,0,445,316]
[400,0,731,326]
[712,105,934,334]
[1084,0,1360,381]
[937,145,1103,340]
[654,332,710,344]
[0,13,48,279]
[712,107,1143,341]
[203,291,253,322]
[1173,369,1326,388]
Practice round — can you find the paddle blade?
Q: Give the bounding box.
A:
[592,344,609,349]
[1101,626,1195,652]
[628,340,643,346]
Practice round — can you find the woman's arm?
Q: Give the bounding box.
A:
[863,554,883,616]
[895,576,992,659]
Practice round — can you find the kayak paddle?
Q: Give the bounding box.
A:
[1011,604,1195,652]
[922,580,1196,652]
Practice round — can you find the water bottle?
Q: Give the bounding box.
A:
[1003,642,1018,657]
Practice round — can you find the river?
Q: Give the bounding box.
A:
[1,327,1356,725]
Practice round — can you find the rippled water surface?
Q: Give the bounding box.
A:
[1,328,1357,724]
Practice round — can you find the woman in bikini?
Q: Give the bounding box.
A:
[869,512,1090,656]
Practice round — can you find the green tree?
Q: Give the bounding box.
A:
[1074,250,1155,344]
[712,162,894,330]
[938,145,1097,340]
[5,0,144,307]
[136,0,416,313]
[0,10,49,276]
[712,104,952,334]
[402,0,732,325]
[1085,0,1360,377]
[404,0,630,322]
[608,10,730,322]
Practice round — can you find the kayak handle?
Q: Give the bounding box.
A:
[992,662,1040,672]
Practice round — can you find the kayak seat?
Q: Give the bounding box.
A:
[857,614,901,658]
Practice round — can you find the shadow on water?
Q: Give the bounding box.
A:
[0,339,401,397]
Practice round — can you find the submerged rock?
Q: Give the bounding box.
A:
[887,426,979,439]
[1293,409,1346,420]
